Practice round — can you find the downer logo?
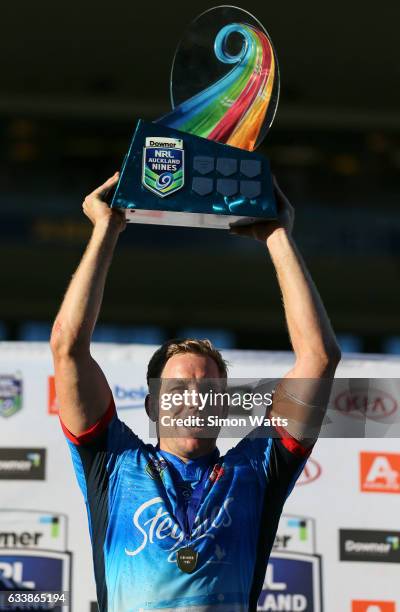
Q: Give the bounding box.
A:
[145,137,183,148]
[0,531,43,547]
[273,515,315,555]
[340,529,400,563]
[0,449,46,480]
[0,511,67,553]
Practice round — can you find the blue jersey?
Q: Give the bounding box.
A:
[62,398,312,612]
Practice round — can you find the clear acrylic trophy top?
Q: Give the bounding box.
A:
[158,5,280,152]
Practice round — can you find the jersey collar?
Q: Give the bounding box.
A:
[157,446,220,480]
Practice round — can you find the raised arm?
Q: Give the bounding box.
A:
[50,173,126,435]
[231,177,341,440]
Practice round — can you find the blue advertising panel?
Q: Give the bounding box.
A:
[258,551,322,611]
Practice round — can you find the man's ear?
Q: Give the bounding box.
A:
[145,394,158,423]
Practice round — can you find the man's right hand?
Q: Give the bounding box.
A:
[82,172,126,233]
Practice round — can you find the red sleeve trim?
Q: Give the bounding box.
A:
[60,395,116,446]
[273,425,313,458]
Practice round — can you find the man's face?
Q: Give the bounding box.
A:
[151,353,223,460]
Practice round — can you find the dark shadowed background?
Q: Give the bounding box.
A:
[1,0,399,352]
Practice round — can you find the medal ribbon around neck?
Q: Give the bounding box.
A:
[171,460,220,572]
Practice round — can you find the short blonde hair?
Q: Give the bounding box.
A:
[146,338,228,384]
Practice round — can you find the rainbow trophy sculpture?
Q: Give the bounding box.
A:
[111,6,280,228]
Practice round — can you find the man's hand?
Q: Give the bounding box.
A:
[229,177,294,243]
[83,172,126,233]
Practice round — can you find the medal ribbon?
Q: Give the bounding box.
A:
[173,465,214,542]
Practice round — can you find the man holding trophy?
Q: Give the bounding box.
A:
[50,7,341,611]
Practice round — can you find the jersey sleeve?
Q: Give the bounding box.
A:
[59,394,141,501]
[233,424,314,499]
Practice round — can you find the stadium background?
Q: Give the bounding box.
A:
[1,1,399,610]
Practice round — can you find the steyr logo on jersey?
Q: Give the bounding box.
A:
[142,137,184,197]
[296,458,321,486]
[125,497,233,559]
[0,373,23,418]
[335,388,397,420]
[352,601,396,612]
[360,452,400,494]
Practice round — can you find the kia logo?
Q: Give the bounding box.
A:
[335,388,397,420]
[296,458,321,486]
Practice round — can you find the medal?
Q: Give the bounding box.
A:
[177,546,198,573]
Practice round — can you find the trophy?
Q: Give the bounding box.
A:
[110,6,280,229]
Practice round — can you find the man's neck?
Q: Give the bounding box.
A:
[158,441,217,463]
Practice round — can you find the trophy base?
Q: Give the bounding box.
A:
[111,119,277,230]
[123,208,266,229]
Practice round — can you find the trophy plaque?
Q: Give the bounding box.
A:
[111,6,280,229]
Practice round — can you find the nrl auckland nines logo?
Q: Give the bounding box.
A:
[142,136,184,197]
